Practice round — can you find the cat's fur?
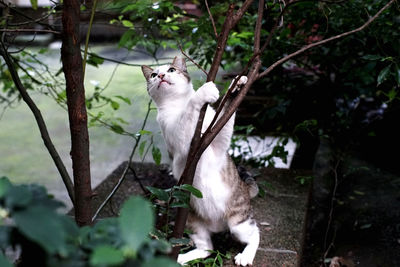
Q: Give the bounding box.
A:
[141,57,259,266]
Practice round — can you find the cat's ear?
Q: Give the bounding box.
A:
[172,56,187,72]
[141,65,153,80]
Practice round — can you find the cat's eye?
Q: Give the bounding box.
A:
[167,67,176,73]
[151,73,157,78]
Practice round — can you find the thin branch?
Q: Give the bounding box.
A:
[82,0,98,77]
[0,0,57,31]
[0,29,60,34]
[0,40,75,205]
[258,0,396,79]
[178,43,208,76]
[254,0,265,53]
[198,0,265,149]
[205,0,218,38]
[91,100,153,222]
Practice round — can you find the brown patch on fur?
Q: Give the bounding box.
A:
[222,156,253,226]
[171,64,191,82]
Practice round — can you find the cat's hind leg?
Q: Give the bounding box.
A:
[177,223,213,265]
[229,218,259,266]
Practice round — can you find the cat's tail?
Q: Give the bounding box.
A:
[245,177,259,199]
[237,165,259,198]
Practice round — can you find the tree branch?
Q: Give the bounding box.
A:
[205,0,218,38]
[61,0,93,226]
[178,43,208,76]
[0,40,75,205]
[0,29,60,34]
[170,0,256,260]
[257,0,396,79]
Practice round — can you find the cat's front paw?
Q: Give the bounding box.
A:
[234,252,254,266]
[231,76,248,93]
[197,82,219,104]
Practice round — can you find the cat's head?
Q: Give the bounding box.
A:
[141,56,192,105]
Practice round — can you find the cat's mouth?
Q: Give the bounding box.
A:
[158,79,171,88]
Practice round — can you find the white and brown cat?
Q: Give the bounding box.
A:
[141,57,259,266]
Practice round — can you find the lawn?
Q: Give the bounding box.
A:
[0,44,171,209]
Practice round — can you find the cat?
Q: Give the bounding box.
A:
[141,56,259,266]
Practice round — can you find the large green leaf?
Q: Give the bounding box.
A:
[377,64,391,86]
[152,146,162,165]
[180,184,203,199]
[0,251,12,267]
[90,245,125,266]
[13,205,66,254]
[0,177,11,198]
[118,196,154,253]
[5,186,32,209]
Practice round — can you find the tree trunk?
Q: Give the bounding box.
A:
[61,0,92,226]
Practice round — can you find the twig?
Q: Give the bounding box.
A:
[205,0,218,38]
[91,100,153,222]
[178,43,208,76]
[0,39,75,205]
[82,0,98,77]
[0,29,60,34]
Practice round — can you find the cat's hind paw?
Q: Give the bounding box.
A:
[234,252,254,266]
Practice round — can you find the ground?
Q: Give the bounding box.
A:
[88,162,310,266]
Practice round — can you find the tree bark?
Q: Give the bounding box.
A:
[61,0,92,226]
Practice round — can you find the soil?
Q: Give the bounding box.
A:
[89,161,311,266]
[83,140,400,267]
[300,141,400,267]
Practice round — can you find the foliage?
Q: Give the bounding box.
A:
[0,177,179,267]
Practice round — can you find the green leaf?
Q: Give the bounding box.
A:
[377,64,391,86]
[90,246,125,266]
[146,186,169,202]
[142,257,180,267]
[362,54,382,61]
[139,130,152,136]
[152,146,162,165]
[110,124,125,134]
[13,206,66,254]
[395,65,400,85]
[118,196,154,253]
[0,177,11,198]
[30,0,38,10]
[5,186,32,208]
[139,140,147,157]
[110,100,120,110]
[87,53,104,67]
[180,184,203,198]
[122,20,134,28]
[115,96,131,105]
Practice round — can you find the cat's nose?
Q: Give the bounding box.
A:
[158,73,165,79]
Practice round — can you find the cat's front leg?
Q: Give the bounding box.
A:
[195,81,219,106]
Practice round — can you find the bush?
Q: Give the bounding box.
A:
[0,177,179,267]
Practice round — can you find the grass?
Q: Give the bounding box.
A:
[0,45,164,208]
[0,44,212,208]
